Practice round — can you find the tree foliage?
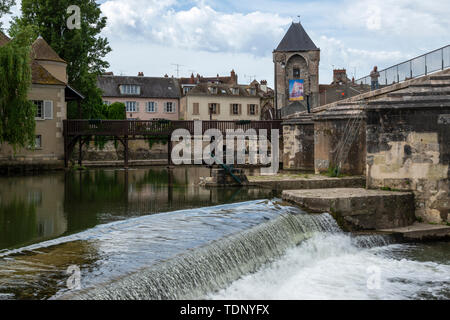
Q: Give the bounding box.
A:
[11,0,112,119]
[103,102,126,120]
[0,37,36,150]
[0,0,14,16]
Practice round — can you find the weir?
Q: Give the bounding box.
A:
[57,210,391,300]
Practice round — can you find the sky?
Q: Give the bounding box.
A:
[1,0,450,86]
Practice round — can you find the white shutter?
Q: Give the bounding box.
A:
[136,102,140,112]
[173,102,177,113]
[145,102,149,112]
[164,102,167,113]
[44,100,53,119]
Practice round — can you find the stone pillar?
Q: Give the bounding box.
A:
[282,115,315,171]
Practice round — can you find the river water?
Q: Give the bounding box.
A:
[0,168,448,300]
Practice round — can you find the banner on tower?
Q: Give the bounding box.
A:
[289,79,304,101]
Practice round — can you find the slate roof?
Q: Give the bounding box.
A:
[187,82,268,98]
[31,36,66,63]
[275,22,319,52]
[97,75,181,98]
[0,31,10,47]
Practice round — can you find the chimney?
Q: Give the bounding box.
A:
[230,69,237,85]
[138,72,144,76]
[260,80,268,93]
[333,69,347,85]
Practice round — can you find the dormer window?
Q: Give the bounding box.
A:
[120,85,141,95]
[209,87,218,94]
[232,88,239,95]
[183,87,192,95]
[249,88,256,95]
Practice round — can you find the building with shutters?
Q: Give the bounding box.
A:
[179,76,272,121]
[0,33,83,168]
[97,73,181,120]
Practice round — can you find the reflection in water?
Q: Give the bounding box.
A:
[0,167,276,251]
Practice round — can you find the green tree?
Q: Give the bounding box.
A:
[11,0,112,119]
[0,36,36,150]
[105,102,126,120]
[0,0,14,17]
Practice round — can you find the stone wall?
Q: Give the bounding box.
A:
[314,118,366,175]
[366,108,450,223]
[72,139,168,162]
[282,117,314,171]
[273,50,320,116]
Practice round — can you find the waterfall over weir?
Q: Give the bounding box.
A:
[59,210,390,300]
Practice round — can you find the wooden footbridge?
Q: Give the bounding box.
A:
[63,120,283,168]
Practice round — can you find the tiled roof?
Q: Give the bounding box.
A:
[31,36,66,63]
[187,83,268,98]
[0,31,10,47]
[180,73,236,85]
[275,22,319,52]
[31,60,65,85]
[97,75,181,98]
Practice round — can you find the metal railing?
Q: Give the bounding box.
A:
[356,45,450,88]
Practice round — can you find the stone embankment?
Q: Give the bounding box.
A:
[248,174,365,190]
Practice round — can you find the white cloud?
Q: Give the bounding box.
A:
[337,0,450,36]
[317,35,411,81]
[100,0,290,56]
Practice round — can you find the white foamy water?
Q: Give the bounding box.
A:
[210,234,450,300]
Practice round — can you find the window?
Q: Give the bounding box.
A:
[249,88,256,95]
[33,100,53,120]
[104,101,111,106]
[232,104,239,115]
[126,101,137,112]
[209,87,218,94]
[249,104,257,115]
[120,85,141,95]
[183,87,191,95]
[165,102,175,113]
[147,102,156,113]
[210,103,218,114]
[232,88,239,95]
[35,135,42,149]
[193,103,200,115]
[293,68,300,78]
[34,100,43,119]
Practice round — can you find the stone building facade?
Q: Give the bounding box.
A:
[180,79,272,121]
[0,34,83,171]
[273,23,320,118]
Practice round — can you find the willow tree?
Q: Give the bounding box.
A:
[0,39,36,150]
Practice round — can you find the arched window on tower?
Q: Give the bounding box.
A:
[293,68,301,78]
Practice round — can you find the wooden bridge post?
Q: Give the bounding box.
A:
[78,138,82,167]
[168,135,172,166]
[124,135,129,168]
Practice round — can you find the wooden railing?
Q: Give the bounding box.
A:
[64,120,283,137]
